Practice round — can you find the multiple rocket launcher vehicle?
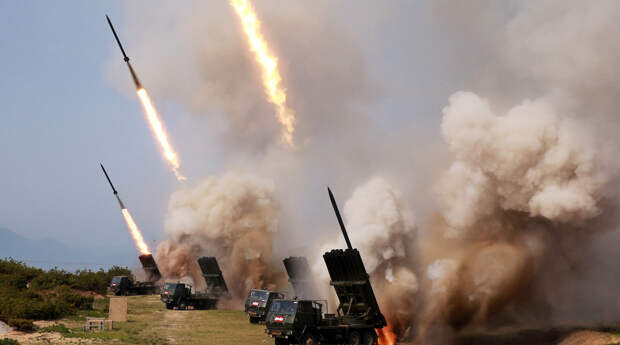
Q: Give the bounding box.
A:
[102,164,230,309]
[259,188,387,345]
[160,256,229,310]
[103,15,387,345]
[103,160,387,343]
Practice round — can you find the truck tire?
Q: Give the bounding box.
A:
[347,330,361,345]
[165,303,174,310]
[362,330,377,345]
[249,316,260,324]
[300,333,318,345]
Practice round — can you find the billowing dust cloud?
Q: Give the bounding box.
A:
[416,90,612,342]
[156,172,286,306]
[114,1,620,343]
[439,92,604,231]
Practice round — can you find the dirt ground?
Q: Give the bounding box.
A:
[2,295,268,345]
[3,296,619,345]
[452,327,620,345]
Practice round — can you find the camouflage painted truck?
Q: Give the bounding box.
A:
[109,254,161,296]
[160,256,228,310]
[264,187,386,345]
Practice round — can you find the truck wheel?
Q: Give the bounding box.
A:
[274,338,290,345]
[300,333,318,345]
[347,330,361,345]
[362,330,377,345]
[249,316,259,324]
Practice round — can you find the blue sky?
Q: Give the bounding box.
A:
[0,1,479,269]
[0,1,177,267]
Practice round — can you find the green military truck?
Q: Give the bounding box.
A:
[264,187,387,345]
[109,276,159,296]
[245,289,285,323]
[109,254,162,296]
[160,282,218,310]
[160,256,228,310]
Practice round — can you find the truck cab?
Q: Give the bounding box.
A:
[245,289,285,323]
[109,276,132,296]
[160,282,191,309]
[265,299,328,344]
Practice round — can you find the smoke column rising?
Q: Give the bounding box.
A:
[156,172,286,305]
[110,1,620,343]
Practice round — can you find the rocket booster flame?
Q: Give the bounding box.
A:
[121,208,151,255]
[100,163,151,255]
[136,88,185,182]
[376,321,397,345]
[106,15,185,182]
[230,0,296,147]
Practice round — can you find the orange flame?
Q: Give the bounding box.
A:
[121,208,150,255]
[377,321,397,345]
[136,88,186,181]
[230,0,296,147]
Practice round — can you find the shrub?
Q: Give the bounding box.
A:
[55,287,93,310]
[0,339,20,345]
[29,269,72,291]
[0,259,130,321]
[7,318,33,331]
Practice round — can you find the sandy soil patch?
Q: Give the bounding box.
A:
[557,330,620,345]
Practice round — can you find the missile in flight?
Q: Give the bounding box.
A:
[100,163,126,210]
[327,186,353,250]
[106,15,142,89]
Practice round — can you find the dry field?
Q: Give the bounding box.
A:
[3,295,620,345]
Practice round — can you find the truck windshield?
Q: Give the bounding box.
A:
[269,301,297,315]
[163,283,178,291]
[250,290,269,301]
[111,276,123,284]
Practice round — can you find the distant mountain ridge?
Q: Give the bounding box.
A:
[0,227,134,270]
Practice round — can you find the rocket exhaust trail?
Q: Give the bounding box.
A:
[105,15,185,181]
[230,0,297,147]
[100,163,151,255]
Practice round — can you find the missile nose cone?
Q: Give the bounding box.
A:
[106,15,130,62]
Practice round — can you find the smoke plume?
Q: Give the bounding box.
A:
[411,0,620,340]
[156,172,286,305]
[109,1,620,343]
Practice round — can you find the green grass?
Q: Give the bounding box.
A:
[52,295,271,345]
